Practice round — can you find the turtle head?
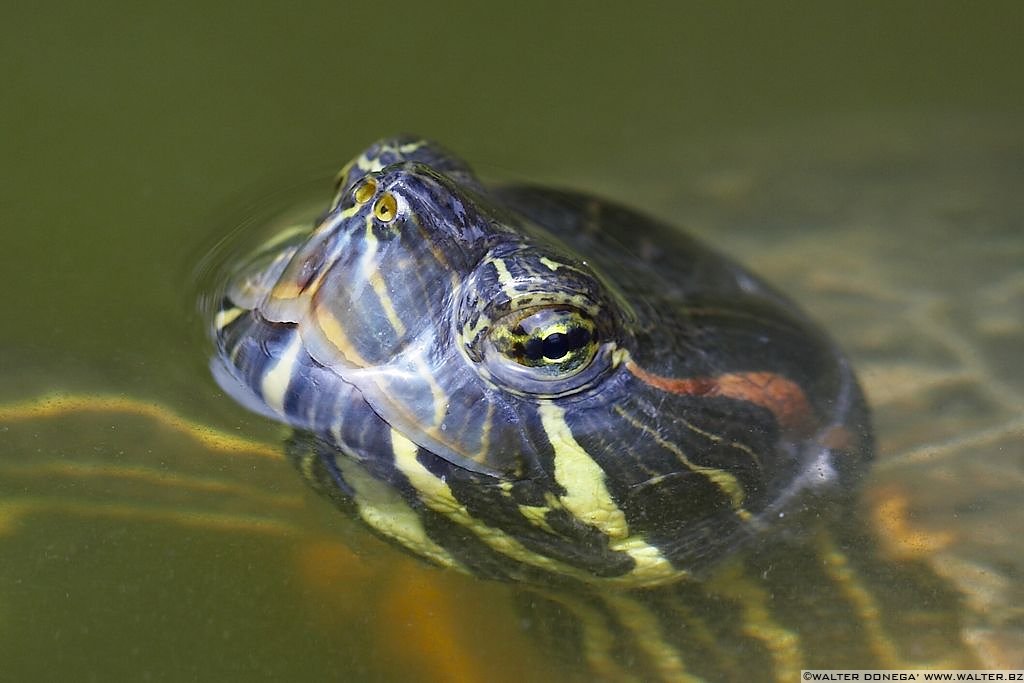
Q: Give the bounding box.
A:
[218,138,629,478]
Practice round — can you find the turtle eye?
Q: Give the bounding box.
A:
[484,306,600,383]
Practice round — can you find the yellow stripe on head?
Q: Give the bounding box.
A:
[312,303,369,368]
[260,333,303,415]
[214,306,244,331]
[539,403,629,539]
[333,455,462,572]
[614,405,750,517]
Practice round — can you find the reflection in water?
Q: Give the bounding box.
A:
[0,392,559,682]
[0,393,293,536]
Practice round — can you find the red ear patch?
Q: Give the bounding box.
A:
[625,359,814,434]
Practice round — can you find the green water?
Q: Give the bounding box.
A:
[2,2,1023,680]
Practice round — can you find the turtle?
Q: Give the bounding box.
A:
[202,136,983,681]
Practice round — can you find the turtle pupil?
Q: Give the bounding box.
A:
[540,327,590,360]
[542,332,568,359]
